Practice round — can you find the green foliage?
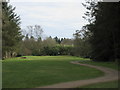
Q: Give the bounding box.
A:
[61,38,74,45]
[42,37,56,47]
[58,45,73,55]
[82,2,120,62]
[37,45,73,56]
[54,36,61,44]
[53,36,74,45]
[73,29,91,58]
[19,35,74,56]
[2,2,23,59]
[18,37,43,56]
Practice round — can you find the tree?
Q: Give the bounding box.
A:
[73,29,91,57]
[61,38,74,46]
[54,36,61,44]
[25,34,29,40]
[34,25,43,39]
[19,25,44,56]
[83,1,120,62]
[42,37,56,47]
[26,25,43,40]
[2,2,23,59]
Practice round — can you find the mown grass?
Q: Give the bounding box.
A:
[77,59,119,88]
[80,80,119,88]
[77,59,119,70]
[3,56,104,88]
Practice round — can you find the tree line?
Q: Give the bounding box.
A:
[18,31,74,56]
[2,1,120,62]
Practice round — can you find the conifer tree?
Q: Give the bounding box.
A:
[83,1,120,62]
[2,2,23,59]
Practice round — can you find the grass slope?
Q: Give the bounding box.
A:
[3,56,104,88]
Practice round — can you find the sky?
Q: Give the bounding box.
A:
[10,0,88,39]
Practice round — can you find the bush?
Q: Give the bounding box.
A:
[42,45,73,56]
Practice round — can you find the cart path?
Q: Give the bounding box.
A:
[37,61,119,88]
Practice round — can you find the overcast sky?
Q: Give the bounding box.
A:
[10,0,88,39]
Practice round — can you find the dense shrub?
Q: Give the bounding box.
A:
[42,45,73,56]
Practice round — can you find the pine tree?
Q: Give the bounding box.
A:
[2,2,23,59]
[83,1,120,62]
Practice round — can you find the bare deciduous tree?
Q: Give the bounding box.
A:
[23,25,43,40]
[34,25,43,39]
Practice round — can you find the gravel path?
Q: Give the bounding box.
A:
[37,61,119,88]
